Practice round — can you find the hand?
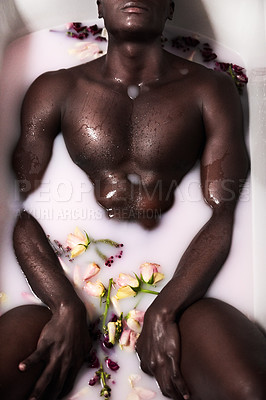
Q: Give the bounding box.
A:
[136,302,190,400]
[19,301,92,399]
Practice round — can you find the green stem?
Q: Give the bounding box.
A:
[99,363,111,398]
[102,278,113,331]
[100,363,106,382]
[96,247,108,261]
[139,288,160,295]
[95,238,120,247]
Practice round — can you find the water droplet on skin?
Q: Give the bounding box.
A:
[127,85,140,100]
[106,190,117,199]
[127,173,141,185]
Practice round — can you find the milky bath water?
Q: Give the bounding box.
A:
[0,22,253,399]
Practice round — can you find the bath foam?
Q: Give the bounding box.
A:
[0,22,253,399]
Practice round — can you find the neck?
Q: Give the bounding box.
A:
[102,34,167,86]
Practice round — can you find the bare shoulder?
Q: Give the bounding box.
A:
[23,68,73,109]
[169,52,239,103]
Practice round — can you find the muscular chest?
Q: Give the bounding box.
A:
[61,83,204,175]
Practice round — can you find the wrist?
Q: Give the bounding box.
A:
[52,295,87,318]
[149,288,180,322]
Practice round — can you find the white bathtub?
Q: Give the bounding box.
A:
[0,3,266,398]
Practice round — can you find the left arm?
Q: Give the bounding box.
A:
[136,72,249,399]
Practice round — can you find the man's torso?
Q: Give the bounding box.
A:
[59,54,207,226]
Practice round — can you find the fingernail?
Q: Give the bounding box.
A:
[183,395,190,400]
[19,363,26,371]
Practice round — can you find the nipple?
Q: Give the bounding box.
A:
[127,173,141,185]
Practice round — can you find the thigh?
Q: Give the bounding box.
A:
[179,298,266,400]
[0,304,52,400]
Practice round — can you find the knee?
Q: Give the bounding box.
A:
[0,305,51,400]
[230,375,266,400]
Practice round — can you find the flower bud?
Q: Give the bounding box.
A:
[83,280,106,297]
[84,262,100,282]
[139,263,164,284]
[127,317,141,334]
[116,273,139,288]
[119,329,139,352]
[115,285,136,300]
[107,321,116,345]
[66,227,90,258]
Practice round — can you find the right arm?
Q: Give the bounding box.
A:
[12,72,92,399]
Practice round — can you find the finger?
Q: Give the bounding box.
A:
[19,348,46,372]
[28,362,54,400]
[155,369,176,399]
[58,366,81,398]
[169,355,190,400]
[52,361,70,398]
[135,344,151,376]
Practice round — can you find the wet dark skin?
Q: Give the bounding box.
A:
[1,1,266,399]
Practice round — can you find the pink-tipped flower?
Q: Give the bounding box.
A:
[66,227,90,258]
[115,273,140,300]
[115,285,137,300]
[126,309,145,334]
[139,263,164,285]
[116,273,139,288]
[68,42,103,61]
[83,262,100,282]
[119,329,139,352]
[135,387,156,399]
[83,280,106,297]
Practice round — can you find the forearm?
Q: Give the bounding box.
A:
[13,210,82,313]
[155,207,234,318]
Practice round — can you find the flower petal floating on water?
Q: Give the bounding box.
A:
[134,387,156,399]
[127,317,142,334]
[115,285,137,300]
[105,357,120,371]
[126,309,145,334]
[128,374,142,387]
[139,262,164,284]
[115,273,140,299]
[107,321,116,345]
[127,392,140,400]
[119,329,139,352]
[0,292,8,307]
[83,280,106,297]
[111,295,121,316]
[66,227,90,258]
[83,262,100,282]
[127,375,156,400]
[69,42,103,61]
[116,273,139,288]
[73,264,82,288]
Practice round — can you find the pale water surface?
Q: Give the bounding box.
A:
[0,21,253,399]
